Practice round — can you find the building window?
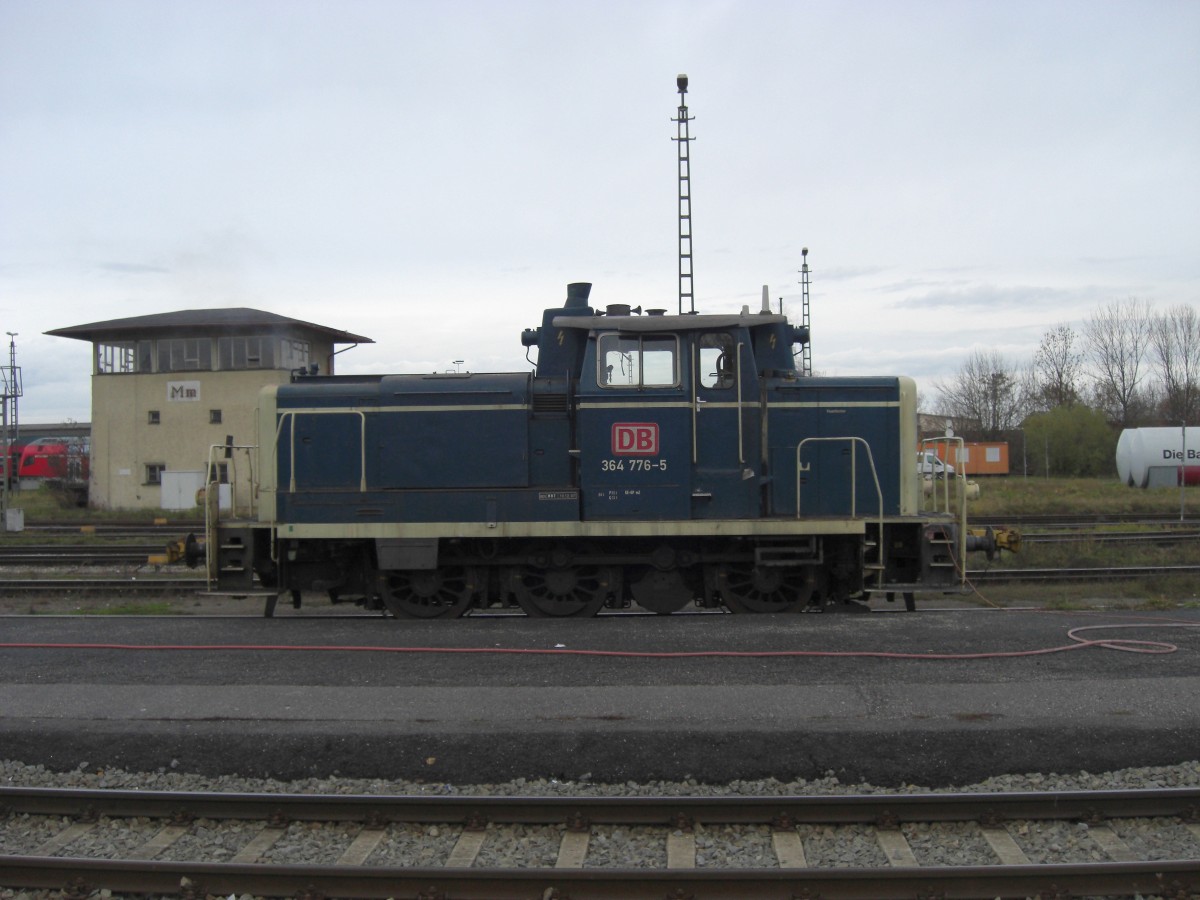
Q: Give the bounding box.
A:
[280,338,311,371]
[157,338,212,372]
[147,410,161,425]
[209,409,222,424]
[218,336,275,370]
[145,463,166,485]
[97,342,137,374]
[207,462,229,484]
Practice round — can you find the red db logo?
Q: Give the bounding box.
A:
[612,423,659,455]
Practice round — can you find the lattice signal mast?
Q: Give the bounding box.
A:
[798,247,813,376]
[1,332,22,523]
[672,74,695,315]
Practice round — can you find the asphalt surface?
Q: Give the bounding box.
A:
[2,607,1199,786]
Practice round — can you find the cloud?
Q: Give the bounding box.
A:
[884,282,1090,313]
[97,262,170,275]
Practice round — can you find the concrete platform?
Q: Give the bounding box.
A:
[2,608,1198,786]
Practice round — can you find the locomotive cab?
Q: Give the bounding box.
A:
[559,308,783,521]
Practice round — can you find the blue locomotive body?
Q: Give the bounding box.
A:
[206,283,966,617]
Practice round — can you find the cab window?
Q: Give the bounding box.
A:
[698,332,735,389]
[598,333,679,388]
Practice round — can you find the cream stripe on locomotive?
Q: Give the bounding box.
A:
[276,404,533,415]
[576,401,694,410]
[273,517,871,540]
[273,400,901,414]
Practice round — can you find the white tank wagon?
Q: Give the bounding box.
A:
[1116,427,1200,488]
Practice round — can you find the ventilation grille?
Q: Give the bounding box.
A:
[532,393,569,414]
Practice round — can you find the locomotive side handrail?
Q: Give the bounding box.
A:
[202,441,259,588]
[736,341,745,464]
[795,436,884,522]
[690,344,698,464]
[795,436,885,588]
[920,435,969,580]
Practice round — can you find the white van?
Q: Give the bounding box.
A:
[917,451,955,477]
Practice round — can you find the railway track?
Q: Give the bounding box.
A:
[1022,528,1200,545]
[0,514,1194,603]
[1,563,1196,597]
[0,529,1190,568]
[973,512,1198,528]
[0,576,205,592]
[0,543,165,565]
[970,564,1200,584]
[1,785,1198,898]
[21,519,203,534]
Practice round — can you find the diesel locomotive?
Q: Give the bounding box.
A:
[197,282,988,617]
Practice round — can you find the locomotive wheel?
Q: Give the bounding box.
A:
[381,567,477,619]
[629,567,695,615]
[718,564,811,613]
[511,565,612,618]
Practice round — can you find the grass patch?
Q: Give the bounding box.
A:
[5,484,191,523]
[968,476,1194,518]
[985,537,1198,571]
[962,568,1200,610]
[952,478,1197,608]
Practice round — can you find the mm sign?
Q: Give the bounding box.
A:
[612,422,659,456]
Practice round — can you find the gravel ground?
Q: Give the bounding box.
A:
[695,823,775,867]
[151,818,264,863]
[0,816,72,855]
[361,823,460,866]
[474,823,563,868]
[1110,816,1200,861]
[583,825,667,867]
[794,823,889,867]
[900,820,997,866]
[4,757,1196,798]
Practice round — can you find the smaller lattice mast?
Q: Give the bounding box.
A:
[671,74,695,315]
[798,248,813,376]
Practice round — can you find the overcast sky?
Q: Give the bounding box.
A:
[2,0,1197,425]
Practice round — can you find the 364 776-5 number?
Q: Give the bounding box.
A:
[601,458,668,472]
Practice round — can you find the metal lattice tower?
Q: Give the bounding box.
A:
[1,333,22,521]
[799,248,813,376]
[672,74,695,315]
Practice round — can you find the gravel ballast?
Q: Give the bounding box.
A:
[2,757,1198,876]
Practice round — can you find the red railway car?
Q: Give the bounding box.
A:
[17,438,90,484]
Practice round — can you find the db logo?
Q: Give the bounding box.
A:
[612,422,659,455]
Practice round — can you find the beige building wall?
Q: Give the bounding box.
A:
[88,336,338,511]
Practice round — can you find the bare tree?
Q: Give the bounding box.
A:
[1150,303,1200,424]
[1028,323,1084,411]
[1083,298,1153,427]
[933,350,1027,440]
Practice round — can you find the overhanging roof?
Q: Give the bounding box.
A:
[46,308,373,345]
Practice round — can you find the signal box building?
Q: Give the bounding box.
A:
[47,309,372,511]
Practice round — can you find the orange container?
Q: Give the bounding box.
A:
[948,442,1010,476]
